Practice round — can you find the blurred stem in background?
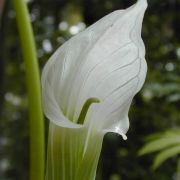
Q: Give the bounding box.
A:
[12,0,45,180]
[0,0,7,116]
[0,0,5,20]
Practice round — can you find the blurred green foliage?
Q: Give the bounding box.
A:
[139,129,180,171]
[0,0,180,179]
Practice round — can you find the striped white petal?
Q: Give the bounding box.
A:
[41,0,147,139]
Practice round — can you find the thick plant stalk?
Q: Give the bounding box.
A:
[46,123,103,180]
[12,0,44,180]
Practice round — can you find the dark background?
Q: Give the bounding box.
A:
[0,0,180,179]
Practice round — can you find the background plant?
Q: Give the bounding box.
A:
[139,129,180,177]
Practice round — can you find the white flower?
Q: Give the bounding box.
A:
[42,0,148,179]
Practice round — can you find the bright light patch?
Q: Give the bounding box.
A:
[165,62,174,72]
[69,26,79,35]
[0,158,10,171]
[42,39,53,53]
[176,48,180,59]
[143,89,153,100]
[25,0,33,3]
[44,16,54,25]
[77,22,86,31]
[30,14,36,22]
[58,21,68,31]
[5,93,21,106]
[0,137,9,146]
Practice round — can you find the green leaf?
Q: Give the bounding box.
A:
[139,135,180,155]
[152,145,180,170]
[144,129,180,141]
[144,133,164,141]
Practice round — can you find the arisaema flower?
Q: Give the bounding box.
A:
[41,0,148,179]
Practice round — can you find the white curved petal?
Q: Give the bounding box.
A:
[41,0,147,131]
[69,0,147,123]
[41,44,82,128]
[86,1,147,137]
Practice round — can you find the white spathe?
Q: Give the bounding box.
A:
[41,0,148,140]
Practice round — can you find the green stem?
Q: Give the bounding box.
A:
[12,1,44,180]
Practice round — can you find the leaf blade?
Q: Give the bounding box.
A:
[152,145,180,170]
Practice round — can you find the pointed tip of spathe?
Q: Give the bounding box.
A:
[114,127,128,140]
[120,133,128,140]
